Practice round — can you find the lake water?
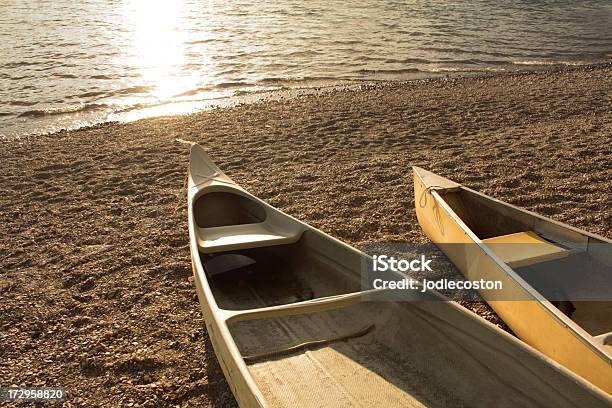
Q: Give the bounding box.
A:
[1,0,611,138]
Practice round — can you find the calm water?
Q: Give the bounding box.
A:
[1,0,611,138]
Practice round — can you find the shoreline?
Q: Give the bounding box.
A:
[4,62,612,142]
[1,64,610,406]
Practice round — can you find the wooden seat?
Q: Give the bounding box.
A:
[483,231,567,268]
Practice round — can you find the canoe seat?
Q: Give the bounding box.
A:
[482,231,568,268]
[198,223,301,254]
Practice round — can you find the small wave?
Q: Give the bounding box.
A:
[400,57,431,64]
[257,76,347,85]
[397,30,427,37]
[419,46,473,55]
[90,74,116,80]
[9,100,38,107]
[173,86,215,97]
[111,100,200,114]
[356,68,422,75]
[174,89,200,97]
[212,67,243,76]
[110,98,220,115]
[53,73,79,79]
[17,103,107,118]
[115,85,154,95]
[429,66,506,73]
[112,102,156,114]
[1,61,39,69]
[331,39,362,45]
[216,81,251,89]
[77,90,108,98]
[232,89,263,96]
[354,56,430,64]
[512,60,562,66]
[439,58,488,65]
[186,38,216,45]
[56,42,80,47]
[511,59,588,66]
[284,50,322,58]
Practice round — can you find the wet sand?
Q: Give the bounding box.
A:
[1,64,611,407]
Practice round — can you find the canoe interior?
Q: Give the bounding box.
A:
[439,188,612,338]
[228,300,600,408]
[515,254,612,336]
[194,191,266,228]
[202,231,361,310]
[440,189,533,240]
[192,189,363,310]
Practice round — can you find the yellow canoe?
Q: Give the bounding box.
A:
[187,144,611,407]
[413,166,612,395]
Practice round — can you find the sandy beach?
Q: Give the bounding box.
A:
[1,64,611,406]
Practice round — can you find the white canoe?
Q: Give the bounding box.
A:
[413,166,611,395]
[188,145,611,407]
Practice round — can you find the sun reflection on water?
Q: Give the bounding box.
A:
[121,0,197,100]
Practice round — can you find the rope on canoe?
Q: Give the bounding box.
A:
[242,324,376,364]
[418,184,447,208]
[418,185,450,235]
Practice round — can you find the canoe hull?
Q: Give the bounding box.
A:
[413,168,612,395]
